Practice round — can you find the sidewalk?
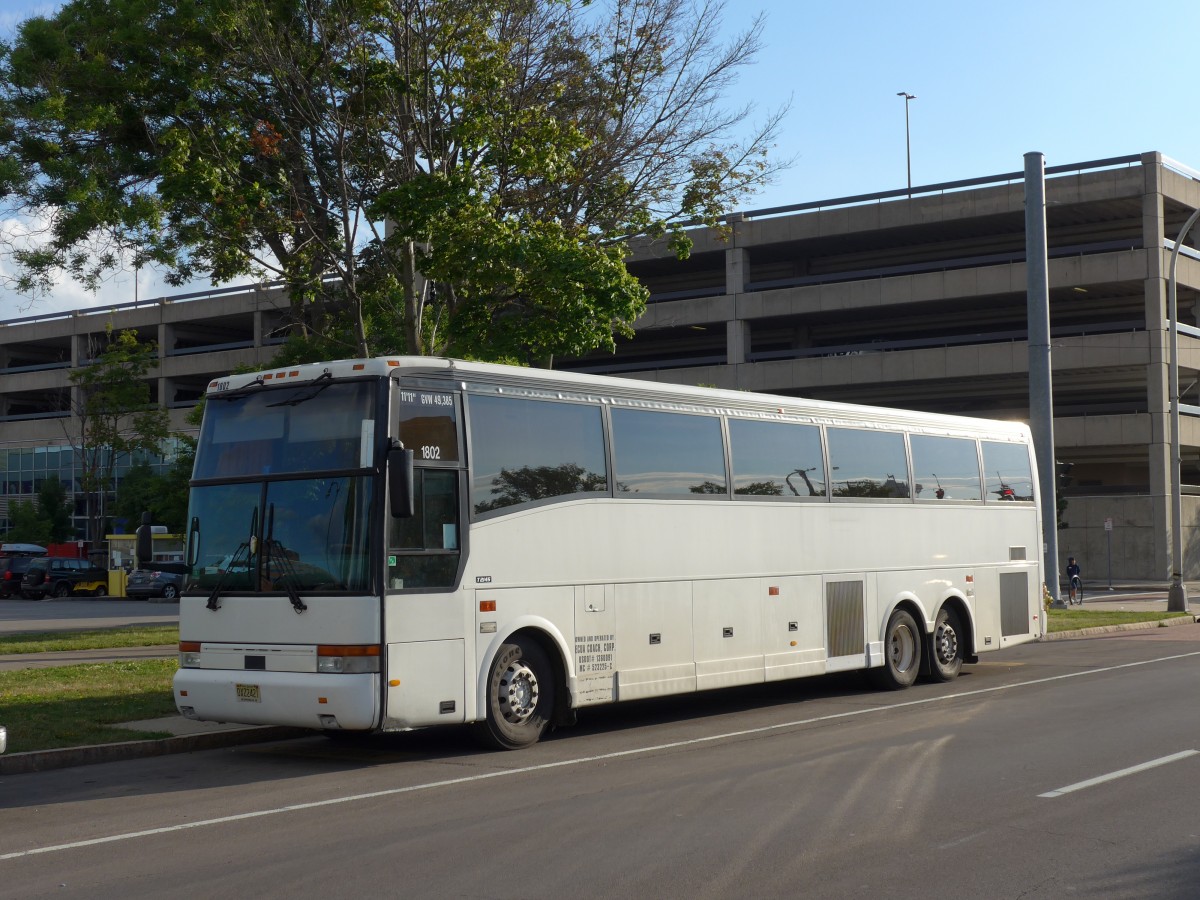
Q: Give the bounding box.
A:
[0,642,303,776]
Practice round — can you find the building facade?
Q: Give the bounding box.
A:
[3,151,1200,581]
[0,283,292,537]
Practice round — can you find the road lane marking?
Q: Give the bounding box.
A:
[1038,749,1199,798]
[4,648,1200,861]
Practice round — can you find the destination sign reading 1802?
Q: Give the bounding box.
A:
[398,391,459,462]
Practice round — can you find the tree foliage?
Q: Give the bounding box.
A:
[2,499,51,545]
[37,475,74,542]
[112,443,194,534]
[67,327,170,543]
[0,0,787,365]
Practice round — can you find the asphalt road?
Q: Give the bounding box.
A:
[2,624,1199,899]
[0,596,178,635]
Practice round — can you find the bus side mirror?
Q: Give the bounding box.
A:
[186,516,200,567]
[389,445,415,518]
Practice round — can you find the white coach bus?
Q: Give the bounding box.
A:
[174,357,1045,749]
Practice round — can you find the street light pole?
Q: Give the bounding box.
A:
[1167,208,1199,612]
[897,92,915,197]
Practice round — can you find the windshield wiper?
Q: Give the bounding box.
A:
[206,508,258,611]
[266,370,333,408]
[263,503,307,613]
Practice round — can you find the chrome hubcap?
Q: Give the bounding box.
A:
[935,621,958,664]
[498,659,539,724]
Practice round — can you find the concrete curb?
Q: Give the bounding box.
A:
[1041,613,1200,642]
[0,726,309,776]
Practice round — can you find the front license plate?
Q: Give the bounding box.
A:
[235,683,261,702]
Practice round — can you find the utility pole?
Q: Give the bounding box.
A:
[897,92,916,197]
[1025,152,1063,608]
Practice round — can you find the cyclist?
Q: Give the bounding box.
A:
[1066,556,1082,604]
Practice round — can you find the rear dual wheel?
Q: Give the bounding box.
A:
[927,606,964,682]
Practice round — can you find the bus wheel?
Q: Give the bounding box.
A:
[928,607,964,682]
[478,637,554,750]
[871,609,921,690]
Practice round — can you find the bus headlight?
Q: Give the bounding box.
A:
[317,644,381,674]
[179,641,202,667]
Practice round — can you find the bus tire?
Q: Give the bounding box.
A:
[928,606,963,682]
[478,636,555,750]
[870,608,921,690]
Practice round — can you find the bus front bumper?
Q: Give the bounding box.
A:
[173,669,379,731]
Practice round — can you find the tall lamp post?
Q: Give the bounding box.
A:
[1167,209,1199,612]
[897,92,916,197]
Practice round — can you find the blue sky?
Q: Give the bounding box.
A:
[3,0,1199,317]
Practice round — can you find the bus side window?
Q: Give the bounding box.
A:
[469,395,607,515]
[728,418,826,498]
[827,428,910,499]
[611,408,726,495]
[982,441,1035,502]
[911,435,982,501]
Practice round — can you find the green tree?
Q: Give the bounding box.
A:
[111,461,162,534]
[112,443,195,535]
[0,0,787,366]
[2,499,51,545]
[36,475,74,542]
[67,328,170,544]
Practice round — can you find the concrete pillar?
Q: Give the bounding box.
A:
[727,320,750,365]
[726,247,749,295]
[157,323,172,411]
[725,215,749,366]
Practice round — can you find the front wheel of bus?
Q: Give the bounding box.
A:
[479,637,555,750]
[928,606,964,682]
[871,609,921,690]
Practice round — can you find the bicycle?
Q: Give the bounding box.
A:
[1069,574,1083,605]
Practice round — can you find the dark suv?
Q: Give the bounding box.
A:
[1,556,44,599]
[20,558,110,599]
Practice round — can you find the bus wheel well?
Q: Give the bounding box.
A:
[507,627,574,729]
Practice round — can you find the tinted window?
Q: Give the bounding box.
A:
[611,409,726,495]
[195,381,377,479]
[728,419,826,497]
[982,441,1034,502]
[469,395,607,515]
[911,435,982,501]
[389,469,460,589]
[827,428,910,499]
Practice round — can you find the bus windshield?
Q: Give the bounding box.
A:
[194,380,376,479]
[187,477,374,593]
[187,380,378,594]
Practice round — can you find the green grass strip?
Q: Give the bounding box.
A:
[0,659,178,753]
[0,625,179,655]
[1045,608,1191,633]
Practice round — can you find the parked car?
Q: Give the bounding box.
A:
[125,563,188,601]
[1,555,45,599]
[20,558,110,599]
